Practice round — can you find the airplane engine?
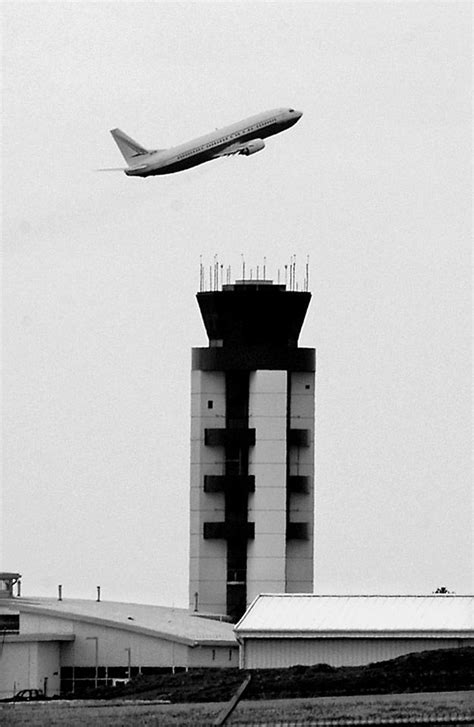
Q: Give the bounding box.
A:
[241,139,265,156]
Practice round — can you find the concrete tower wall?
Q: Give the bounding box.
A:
[247,371,288,603]
[189,370,227,614]
[286,371,315,592]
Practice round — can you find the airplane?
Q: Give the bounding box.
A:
[105,107,302,177]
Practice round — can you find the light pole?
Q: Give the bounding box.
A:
[124,647,131,681]
[85,637,99,689]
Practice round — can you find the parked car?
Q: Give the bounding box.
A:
[0,688,48,702]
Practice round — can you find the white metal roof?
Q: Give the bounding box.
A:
[235,595,474,637]
[17,598,236,647]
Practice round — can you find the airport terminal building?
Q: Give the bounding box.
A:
[0,574,237,698]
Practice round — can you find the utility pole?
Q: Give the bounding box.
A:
[124,647,131,681]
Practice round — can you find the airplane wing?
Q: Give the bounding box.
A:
[213,142,248,157]
[212,138,265,158]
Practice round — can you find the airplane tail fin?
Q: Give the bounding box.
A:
[110,128,151,165]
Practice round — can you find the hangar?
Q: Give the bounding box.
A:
[235,594,474,669]
[0,574,237,698]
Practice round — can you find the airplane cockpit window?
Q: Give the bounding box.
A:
[289,108,295,112]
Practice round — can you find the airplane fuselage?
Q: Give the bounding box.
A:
[122,108,302,177]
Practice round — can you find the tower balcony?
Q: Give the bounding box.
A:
[288,428,311,447]
[203,522,255,540]
[192,346,315,372]
[205,428,256,447]
[286,522,309,540]
[204,475,255,493]
[288,475,310,493]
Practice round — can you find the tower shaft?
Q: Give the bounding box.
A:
[189,281,315,621]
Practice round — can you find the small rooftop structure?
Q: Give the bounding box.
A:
[0,572,21,598]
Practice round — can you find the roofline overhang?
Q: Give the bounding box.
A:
[3,633,75,643]
[235,630,474,639]
[189,638,238,648]
[250,593,474,598]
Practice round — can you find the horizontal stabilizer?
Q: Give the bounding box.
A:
[96,167,128,172]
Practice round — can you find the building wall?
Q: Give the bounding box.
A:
[247,370,287,603]
[59,624,189,669]
[240,636,474,669]
[0,641,61,698]
[188,643,239,668]
[21,611,189,667]
[21,612,73,634]
[189,369,227,614]
[20,610,236,669]
[0,642,33,698]
[37,642,61,696]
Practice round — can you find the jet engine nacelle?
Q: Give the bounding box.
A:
[241,138,265,156]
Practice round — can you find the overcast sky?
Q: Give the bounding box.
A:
[2,1,472,606]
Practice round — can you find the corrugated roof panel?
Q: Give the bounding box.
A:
[235,595,474,634]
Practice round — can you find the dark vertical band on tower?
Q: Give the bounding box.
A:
[225,371,251,621]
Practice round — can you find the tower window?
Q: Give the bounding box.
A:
[305,384,310,390]
[207,400,213,409]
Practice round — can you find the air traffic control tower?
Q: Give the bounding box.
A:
[189,278,315,622]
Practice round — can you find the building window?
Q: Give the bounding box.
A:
[0,614,19,633]
[212,649,216,661]
[207,400,213,409]
[228,649,233,661]
[305,384,310,389]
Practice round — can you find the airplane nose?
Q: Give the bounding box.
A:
[286,109,302,126]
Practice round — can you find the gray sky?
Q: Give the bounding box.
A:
[2,1,472,606]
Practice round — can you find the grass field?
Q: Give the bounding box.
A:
[0,690,472,726]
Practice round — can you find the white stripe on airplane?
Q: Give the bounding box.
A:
[109,107,302,177]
